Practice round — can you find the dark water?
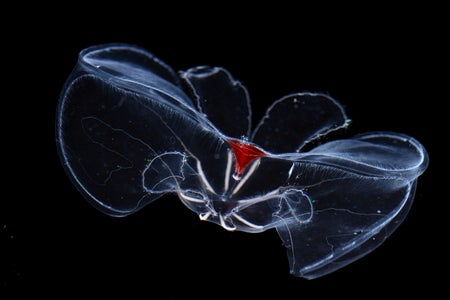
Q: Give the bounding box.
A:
[2,16,439,298]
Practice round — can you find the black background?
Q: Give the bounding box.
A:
[1,7,440,298]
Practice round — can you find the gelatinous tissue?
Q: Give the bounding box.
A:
[56,44,428,279]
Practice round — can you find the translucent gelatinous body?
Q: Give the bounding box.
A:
[56,44,428,279]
